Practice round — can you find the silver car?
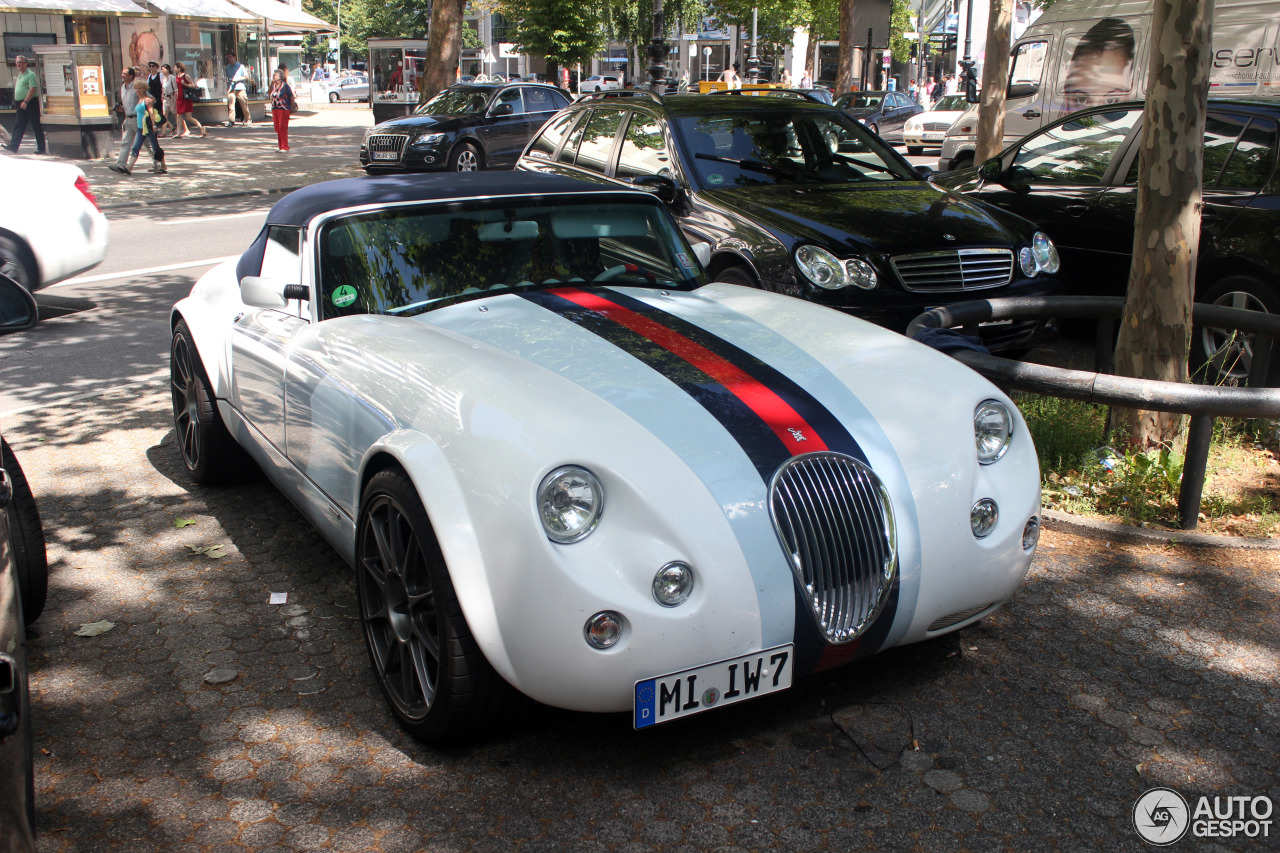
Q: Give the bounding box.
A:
[326,74,369,103]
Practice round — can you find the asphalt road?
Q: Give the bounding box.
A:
[5,182,1277,853]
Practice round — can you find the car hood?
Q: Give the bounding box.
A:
[841,106,879,119]
[371,114,468,133]
[700,182,1027,256]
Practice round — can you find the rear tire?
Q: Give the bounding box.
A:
[907,145,924,155]
[170,319,250,484]
[3,438,47,624]
[356,469,517,744]
[868,123,879,136]
[0,235,36,291]
[1192,275,1280,385]
[329,92,339,103]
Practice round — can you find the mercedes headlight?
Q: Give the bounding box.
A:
[905,117,922,132]
[1018,247,1038,277]
[795,245,878,291]
[1031,232,1060,274]
[413,132,446,146]
[537,466,604,543]
[974,400,1014,464]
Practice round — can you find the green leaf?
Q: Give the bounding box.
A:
[174,517,198,528]
[75,620,116,637]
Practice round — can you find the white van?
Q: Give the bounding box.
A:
[938,0,1280,170]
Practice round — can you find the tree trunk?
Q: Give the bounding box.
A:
[837,0,856,93]
[974,0,1013,164]
[1110,0,1213,448]
[421,0,466,101]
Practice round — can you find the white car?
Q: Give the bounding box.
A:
[169,172,1041,744]
[903,94,970,155]
[578,75,621,94]
[0,153,108,291]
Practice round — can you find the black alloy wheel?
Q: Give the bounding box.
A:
[170,319,248,484]
[355,469,514,743]
[2,438,46,624]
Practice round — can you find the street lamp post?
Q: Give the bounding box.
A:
[647,0,666,93]
[335,0,341,73]
[747,7,760,84]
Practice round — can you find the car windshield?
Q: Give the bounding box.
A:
[836,93,884,110]
[317,198,706,319]
[932,95,968,112]
[676,111,917,187]
[416,87,490,116]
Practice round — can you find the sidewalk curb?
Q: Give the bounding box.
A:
[1041,508,1280,551]
[100,185,305,211]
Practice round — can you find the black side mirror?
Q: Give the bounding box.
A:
[979,157,1003,181]
[491,102,514,117]
[914,165,935,181]
[630,175,681,205]
[0,274,37,333]
[1007,82,1039,100]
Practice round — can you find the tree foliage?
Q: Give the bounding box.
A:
[499,0,610,69]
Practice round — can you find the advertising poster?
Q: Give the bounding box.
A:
[119,17,167,69]
[78,63,110,117]
[40,51,77,116]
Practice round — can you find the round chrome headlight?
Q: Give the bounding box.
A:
[1022,516,1041,551]
[1031,232,1060,274]
[537,466,603,543]
[584,611,625,648]
[843,258,878,290]
[974,399,1013,464]
[1018,246,1038,278]
[795,245,847,289]
[971,499,998,538]
[905,117,921,132]
[653,562,695,607]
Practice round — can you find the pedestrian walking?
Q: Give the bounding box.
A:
[268,68,295,151]
[909,78,919,102]
[5,56,46,155]
[123,89,166,174]
[781,67,793,87]
[173,63,206,138]
[146,61,167,134]
[224,52,252,126]
[799,66,812,88]
[717,63,741,90]
[160,64,178,136]
[107,67,140,173]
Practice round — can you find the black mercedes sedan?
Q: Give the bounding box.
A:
[360,82,570,172]
[934,99,1280,380]
[517,91,1062,351]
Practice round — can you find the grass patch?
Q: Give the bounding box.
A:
[1014,392,1280,537]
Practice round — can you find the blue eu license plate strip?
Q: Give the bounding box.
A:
[634,644,793,729]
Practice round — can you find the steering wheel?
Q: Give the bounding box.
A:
[592,264,629,282]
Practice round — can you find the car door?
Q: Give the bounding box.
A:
[965,105,1144,294]
[475,87,528,166]
[519,86,568,153]
[1003,39,1051,145]
[230,225,308,454]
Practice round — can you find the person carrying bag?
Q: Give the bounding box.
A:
[269,68,295,151]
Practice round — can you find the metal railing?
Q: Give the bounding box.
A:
[907,296,1280,530]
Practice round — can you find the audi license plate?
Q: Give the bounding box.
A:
[634,644,793,729]
[372,151,398,161]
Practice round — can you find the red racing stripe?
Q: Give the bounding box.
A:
[552,287,828,455]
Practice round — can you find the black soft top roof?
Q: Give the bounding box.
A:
[238,172,653,280]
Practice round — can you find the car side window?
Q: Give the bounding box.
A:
[574,109,625,174]
[558,111,590,165]
[496,88,525,115]
[523,87,558,113]
[1012,107,1140,185]
[1009,41,1048,94]
[261,226,302,286]
[1216,117,1277,190]
[616,113,670,180]
[526,112,579,161]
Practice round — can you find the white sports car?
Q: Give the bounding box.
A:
[0,152,108,291]
[170,172,1041,743]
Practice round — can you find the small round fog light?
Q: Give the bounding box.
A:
[971,499,998,538]
[1022,516,1041,551]
[653,561,694,607]
[584,611,624,649]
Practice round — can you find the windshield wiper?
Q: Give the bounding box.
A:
[694,153,816,181]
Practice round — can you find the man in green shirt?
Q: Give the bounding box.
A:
[5,55,46,154]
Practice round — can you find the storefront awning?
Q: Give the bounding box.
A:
[143,0,256,23]
[0,0,153,15]
[225,0,331,32]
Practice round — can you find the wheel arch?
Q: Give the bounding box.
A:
[449,137,485,168]
[355,434,516,682]
[705,250,758,283]
[1194,255,1280,304]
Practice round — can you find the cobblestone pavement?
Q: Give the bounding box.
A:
[9,384,1279,852]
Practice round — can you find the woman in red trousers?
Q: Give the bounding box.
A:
[269,68,295,151]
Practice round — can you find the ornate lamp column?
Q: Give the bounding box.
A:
[647,0,667,93]
[747,7,760,84]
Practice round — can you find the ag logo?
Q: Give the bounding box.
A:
[1134,787,1190,845]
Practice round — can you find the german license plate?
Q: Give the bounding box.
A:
[634,644,793,729]
[372,151,398,161]
[923,132,944,140]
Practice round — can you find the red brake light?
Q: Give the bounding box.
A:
[75,175,101,212]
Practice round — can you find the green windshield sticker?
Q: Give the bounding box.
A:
[707,173,724,185]
[331,285,358,308]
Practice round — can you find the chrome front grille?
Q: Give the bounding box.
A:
[769,452,898,645]
[366,134,408,160]
[923,121,953,132]
[892,248,1014,292]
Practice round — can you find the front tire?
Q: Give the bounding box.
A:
[329,92,339,103]
[356,469,515,743]
[170,319,249,484]
[1193,275,1280,385]
[2,438,47,624]
[950,152,975,172]
[450,142,481,172]
[907,145,924,155]
[714,263,760,289]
